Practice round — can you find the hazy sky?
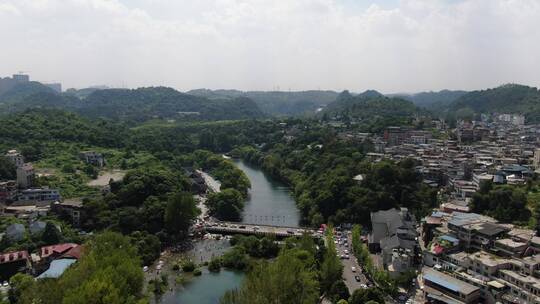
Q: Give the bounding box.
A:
[1,0,539,93]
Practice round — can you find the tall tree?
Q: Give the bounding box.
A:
[164,192,199,237]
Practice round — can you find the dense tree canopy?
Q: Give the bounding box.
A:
[11,232,145,304]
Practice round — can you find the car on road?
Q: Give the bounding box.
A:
[351,266,356,272]
[286,229,295,234]
[354,276,361,282]
[344,254,350,259]
[239,225,246,229]
[360,284,367,289]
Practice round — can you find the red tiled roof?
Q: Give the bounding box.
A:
[40,243,78,259]
[61,245,82,260]
[0,250,29,264]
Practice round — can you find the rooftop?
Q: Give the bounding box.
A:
[423,267,480,295]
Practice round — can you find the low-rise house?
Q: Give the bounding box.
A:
[14,188,61,206]
[79,151,105,167]
[52,200,83,227]
[422,267,482,304]
[447,212,508,250]
[0,180,17,204]
[0,250,30,281]
[5,150,24,168]
[35,243,81,278]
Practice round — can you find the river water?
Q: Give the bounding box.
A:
[159,269,244,304]
[233,159,300,228]
[159,159,300,304]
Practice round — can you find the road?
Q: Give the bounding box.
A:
[197,170,221,192]
[334,230,371,293]
[205,221,317,238]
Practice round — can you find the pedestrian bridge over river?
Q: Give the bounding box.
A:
[204,222,318,238]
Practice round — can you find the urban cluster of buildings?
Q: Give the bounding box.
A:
[356,114,540,303]
[420,210,540,304]
[368,115,538,205]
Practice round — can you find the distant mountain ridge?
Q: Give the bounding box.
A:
[390,90,468,109]
[188,89,339,116]
[0,84,265,122]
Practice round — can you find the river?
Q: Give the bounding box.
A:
[158,159,300,304]
[233,159,300,228]
[158,269,244,304]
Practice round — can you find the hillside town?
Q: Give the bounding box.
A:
[327,113,540,304]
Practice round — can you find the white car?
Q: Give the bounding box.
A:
[351,266,356,272]
[143,266,149,272]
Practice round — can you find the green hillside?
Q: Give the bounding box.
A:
[450,84,540,122]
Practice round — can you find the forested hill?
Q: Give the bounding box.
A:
[0,79,55,101]
[324,90,417,117]
[188,88,339,116]
[449,84,540,122]
[77,87,265,121]
[392,90,467,109]
[0,85,266,122]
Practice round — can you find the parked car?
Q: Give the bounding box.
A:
[351,266,356,272]
[354,276,361,282]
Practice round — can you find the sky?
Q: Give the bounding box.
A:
[1,0,539,93]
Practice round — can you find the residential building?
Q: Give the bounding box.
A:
[368,208,418,276]
[79,151,105,167]
[16,163,34,188]
[14,188,61,206]
[5,150,24,168]
[52,200,83,227]
[533,148,540,170]
[12,74,29,82]
[0,180,17,204]
[422,267,482,304]
[0,250,30,281]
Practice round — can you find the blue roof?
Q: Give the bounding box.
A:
[424,273,461,292]
[37,258,76,279]
[439,235,459,244]
[423,268,479,295]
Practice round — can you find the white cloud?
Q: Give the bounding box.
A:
[0,0,539,92]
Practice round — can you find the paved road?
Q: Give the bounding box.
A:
[334,231,371,293]
[205,221,317,238]
[197,170,221,192]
